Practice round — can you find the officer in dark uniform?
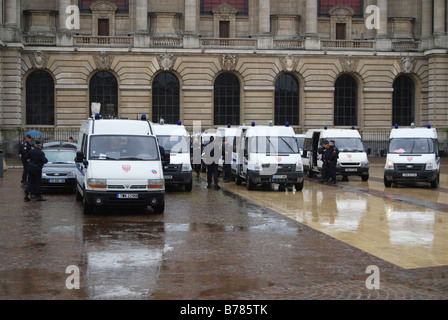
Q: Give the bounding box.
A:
[318,140,331,183]
[222,139,232,182]
[328,140,339,184]
[24,139,48,201]
[19,134,33,184]
[205,136,220,190]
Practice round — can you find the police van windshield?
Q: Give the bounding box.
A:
[249,136,299,155]
[389,138,435,154]
[89,135,159,160]
[325,138,365,152]
[157,135,189,154]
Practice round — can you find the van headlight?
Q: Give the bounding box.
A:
[295,162,303,172]
[361,161,370,168]
[182,163,191,172]
[426,161,436,171]
[385,161,394,170]
[148,179,164,189]
[87,178,107,189]
[254,162,262,172]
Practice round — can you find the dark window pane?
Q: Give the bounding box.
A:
[26,71,54,125]
[214,73,240,125]
[89,71,118,118]
[393,75,415,126]
[201,0,248,16]
[334,74,357,126]
[275,74,299,126]
[152,72,180,124]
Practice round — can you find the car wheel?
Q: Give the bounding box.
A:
[295,181,304,191]
[153,200,165,214]
[185,180,193,192]
[384,175,392,187]
[246,172,254,190]
[361,175,369,182]
[83,196,93,215]
[431,173,439,188]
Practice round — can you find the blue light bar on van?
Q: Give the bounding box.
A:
[324,125,327,130]
[95,113,101,120]
[141,114,147,120]
[285,122,290,127]
[395,124,399,129]
[227,124,231,128]
[177,120,182,125]
[427,124,431,128]
[251,122,255,126]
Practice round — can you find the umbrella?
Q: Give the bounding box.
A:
[25,130,44,136]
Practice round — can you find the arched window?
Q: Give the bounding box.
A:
[334,74,357,126]
[214,73,240,126]
[275,74,299,126]
[393,75,415,126]
[319,0,363,17]
[89,71,118,119]
[152,72,180,124]
[26,70,54,125]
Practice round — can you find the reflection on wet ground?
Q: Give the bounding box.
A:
[0,161,447,299]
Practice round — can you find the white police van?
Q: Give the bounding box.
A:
[302,127,370,181]
[75,116,165,214]
[153,121,192,191]
[216,125,251,176]
[234,123,304,191]
[384,124,440,188]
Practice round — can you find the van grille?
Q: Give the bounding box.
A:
[396,164,425,172]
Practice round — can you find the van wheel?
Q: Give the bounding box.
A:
[76,187,82,201]
[295,181,304,191]
[384,176,392,187]
[308,169,314,178]
[235,166,242,185]
[431,174,439,188]
[83,196,93,215]
[153,201,165,214]
[361,175,369,182]
[185,180,193,192]
[246,172,254,190]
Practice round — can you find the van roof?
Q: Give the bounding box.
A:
[89,119,153,135]
[389,127,438,139]
[152,123,189,136]
[305,128,361,138]
[245,125,295,137]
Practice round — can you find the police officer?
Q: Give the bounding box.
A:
[204,136,220,190]
[24,139,48,201]
[222,139,232,182]
[328,140,339,184]
[19,134,32,184]
[318,140,331,183]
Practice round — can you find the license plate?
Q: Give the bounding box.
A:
[164,175,173,180]
[273,175,287,179]
[117,193,138,199]
[345,168,358,172]
[49,178,65,183]
[402,173,417,177]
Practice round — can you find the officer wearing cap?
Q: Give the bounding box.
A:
[318,140,331,183]
[328,140,339,184]
[19,134,32,184]
[24,139,48,201]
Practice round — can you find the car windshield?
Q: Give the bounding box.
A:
[157,135,189,153]
[45,150,76,164]
[89,135,159,160]
[249,136,299,155]
[389,138,435,154]
[325,138,365,152]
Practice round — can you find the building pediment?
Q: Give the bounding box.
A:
[212,2,238,15]
[328,4,355,17]
[90,1,118,12]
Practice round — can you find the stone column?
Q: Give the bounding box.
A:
[421,0,433,38]
[433,0,446,34]
[5,0,17,25]
[259,0,270,35]
[58,0,71,31]
[184,0,199,48]
[376,0,388,38]
[305,0,318,36]
[135,0,148,32]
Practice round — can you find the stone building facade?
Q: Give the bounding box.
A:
[0,0,447,153]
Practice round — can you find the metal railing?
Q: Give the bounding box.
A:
[19,127,80,144]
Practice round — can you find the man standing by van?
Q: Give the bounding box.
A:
[318,140,331,183]
[328,140,339,184]
[19,134,32,184]
[204,136,221,190]
[24,139,48,201]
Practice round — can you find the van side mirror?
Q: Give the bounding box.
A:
[75,151,84,163]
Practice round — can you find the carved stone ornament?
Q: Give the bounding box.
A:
[94,51,113,70]
[340,55,359,73]
[157,52,176,71]
[401,57,414,74]
[280,55,299,72]
[221,54,238,71]
[90,0,117,12]
[328,4,355,17]
[30,50,47,69]
[212,2,238,15]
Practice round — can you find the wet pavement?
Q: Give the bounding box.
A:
[0,158,447,300]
